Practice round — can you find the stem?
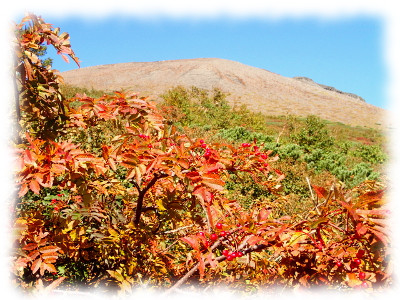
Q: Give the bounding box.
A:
[13,58,22,144]
[133,173,167,226]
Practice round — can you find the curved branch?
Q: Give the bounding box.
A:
[133,172,168,226]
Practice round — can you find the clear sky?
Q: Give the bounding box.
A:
[40,15,387,109]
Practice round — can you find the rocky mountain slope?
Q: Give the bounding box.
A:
[62,58,387,128]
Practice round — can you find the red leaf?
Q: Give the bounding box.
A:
[356,223,368,236]
[312,185,328,199]
[181,236,199,250]
[198,256,205,279]
[338,200,359,221]
[193,185,213,205]
[101,145,110,161]
[258,208,272,221]
[186,171,201,182]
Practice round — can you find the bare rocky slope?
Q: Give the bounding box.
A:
[62,58,388,129]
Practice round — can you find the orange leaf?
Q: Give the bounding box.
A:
[346,272,362,287]
[29,179,40,194]
[247,235,268,246]
[61,54,69,63]
[198,257,206,279]
[44,277,66,292]
[202,162,224,173]
[28,250,40,261]
[18,183,29,197]
[177,159,189,169]
[202,176,225,191]
[205,252,218,269]
[23,243,38,251]
[51,164,67,174]
[31,257,42,274]
[369,227,389,246]
[108,157,117,171]
[43,262,57,273]
[39,245,60,254]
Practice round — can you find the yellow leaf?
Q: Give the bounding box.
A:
[62,220,76,234]
[107,270,124,282]
[69,229,77,241]
[287,231,308,246]
[108,227,120,238]
[156,199,167,211]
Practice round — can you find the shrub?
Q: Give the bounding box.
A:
[305,149,380,187]
[276,143,303,161]
[291,115,334,152]
[352,144,387,164]
[218,126,274,144]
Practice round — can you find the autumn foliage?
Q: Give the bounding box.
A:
[11,14,391,295]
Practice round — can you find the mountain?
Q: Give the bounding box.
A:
[61,58,387,129]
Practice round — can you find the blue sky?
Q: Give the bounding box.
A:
[41,15,387,109]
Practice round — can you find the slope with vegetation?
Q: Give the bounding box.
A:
[61,57,389,129]
[11,14,391,297]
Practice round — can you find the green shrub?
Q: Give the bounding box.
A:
[61,84,108,99]
[291,115,334,152]
[218,126,274,144]
[352,144,387,164]
[304,149,380,187]
[276,143,303,161]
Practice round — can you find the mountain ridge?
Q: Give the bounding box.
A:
[61,58,387,129]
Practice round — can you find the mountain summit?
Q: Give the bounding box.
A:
[62,58,387,128]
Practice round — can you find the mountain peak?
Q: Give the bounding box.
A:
[62,58,386,128]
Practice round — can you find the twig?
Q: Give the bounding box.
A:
[275,122,287,145]
[163,225,194,234]
[306,176,321,215]
[164,242,269,295]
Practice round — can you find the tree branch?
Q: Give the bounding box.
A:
[133,172,168,226]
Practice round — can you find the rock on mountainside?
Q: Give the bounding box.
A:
[62,58,387,128]
[292,77,366,102]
